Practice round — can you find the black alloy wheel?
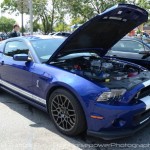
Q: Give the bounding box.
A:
[49,89,86,136]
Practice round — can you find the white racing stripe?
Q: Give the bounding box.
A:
[140,96,150,110]
[0,79,46,105]
[142,80,150,87]
[140,80,150,110]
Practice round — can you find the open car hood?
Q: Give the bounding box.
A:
[48,4,148,62]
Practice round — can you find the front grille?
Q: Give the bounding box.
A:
[132,86,150,125]
[131,85,150,104]
[133,109,150,126]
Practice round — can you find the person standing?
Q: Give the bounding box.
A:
[9,24,20,38]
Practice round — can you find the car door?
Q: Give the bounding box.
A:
[107,39,149,68]
[0,40,33,94]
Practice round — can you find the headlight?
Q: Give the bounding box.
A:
[97,89,126,102]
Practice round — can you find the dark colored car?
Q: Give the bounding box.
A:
[0,33,9,41]
[0,4,149,140]
[143,32,149,38]
[52,32,71,37]
[107,37,150,69]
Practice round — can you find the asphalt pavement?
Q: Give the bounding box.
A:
[0,90,150,150]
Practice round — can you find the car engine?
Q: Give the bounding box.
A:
[53,56,141,83]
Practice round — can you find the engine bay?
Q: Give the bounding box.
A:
[50,53,150,89]
[52,55,143,83]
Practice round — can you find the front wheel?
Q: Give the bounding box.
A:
[48,89,86,136]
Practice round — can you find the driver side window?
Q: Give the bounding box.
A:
[5,41,29,57]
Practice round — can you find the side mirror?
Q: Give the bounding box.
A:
[13,54,31,61]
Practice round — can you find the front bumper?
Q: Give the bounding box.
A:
[87,117,150,140]
[86,79,150,140]
[87,98,150,140]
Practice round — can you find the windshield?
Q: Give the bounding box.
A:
[31,38,65,62]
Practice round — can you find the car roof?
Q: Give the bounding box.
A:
[6,35,66,41]
[114,36,150,48]
[122,36,143,42]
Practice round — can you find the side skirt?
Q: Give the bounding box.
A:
[1,86,48,112]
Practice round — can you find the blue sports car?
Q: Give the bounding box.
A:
[0,4,150,140]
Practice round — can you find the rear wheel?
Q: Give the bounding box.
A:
[48,89,86,136]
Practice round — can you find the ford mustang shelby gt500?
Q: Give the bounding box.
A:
[0,4,150,140]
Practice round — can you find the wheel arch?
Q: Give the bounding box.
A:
[46,84,87,127]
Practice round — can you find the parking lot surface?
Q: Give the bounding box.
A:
[0,91,150,150]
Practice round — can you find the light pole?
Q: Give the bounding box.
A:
[0,1,1,18]
[29,0,33,35]
[21,0,24,35]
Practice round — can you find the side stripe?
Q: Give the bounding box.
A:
[139,80,150,111]
[142,80,150,87]
[0,79,46,105]
[140,96,150,110]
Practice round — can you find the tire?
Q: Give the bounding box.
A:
[48,88,86,136]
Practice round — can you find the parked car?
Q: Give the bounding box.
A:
[0,4,149,140]
[0,33,9,40]
[107,37,150,69]
[52,32,71,37]
[49,32,55,36]
[142,36,150,46]
[143,32,149,38]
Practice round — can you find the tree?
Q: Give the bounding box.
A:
[64,0,128,24]
[1,0,68,34]
[1,0,49,33]
[1,0,29,14]
[20,26,26,33]
[33,20,42,32]
[0,16,16,32]
[1,0,150,34]
[54,22,69,32]
[136,0,150,10]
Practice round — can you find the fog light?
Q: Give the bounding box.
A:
[112,118,126,127]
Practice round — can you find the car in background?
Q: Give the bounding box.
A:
[136,32,150,46]
[142,36,150,46]
[107,37,150,69]
[0,4,150,140]
[49,32,55,36]
[143,32,149,38]
[51,32,71,37]
[0,33,9,41]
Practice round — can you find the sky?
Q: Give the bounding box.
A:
[0,0,29,27]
